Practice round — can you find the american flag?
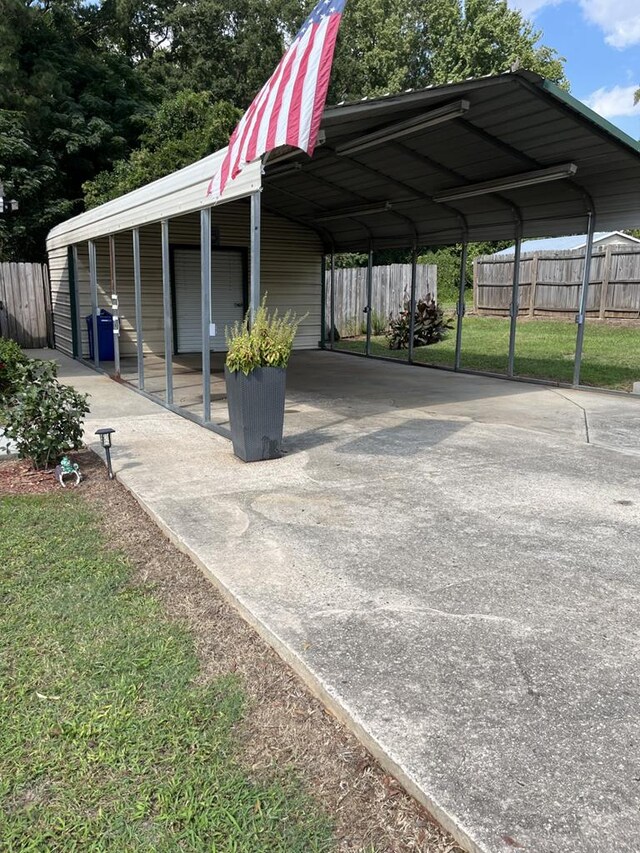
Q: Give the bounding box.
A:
[207,0,346,199]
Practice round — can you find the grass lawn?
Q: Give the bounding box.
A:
[0,492,333,851]
[335,316,640,391]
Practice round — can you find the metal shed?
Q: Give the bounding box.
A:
[47,70,640,434]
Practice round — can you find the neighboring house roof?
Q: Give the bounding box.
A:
[495,231,640,255]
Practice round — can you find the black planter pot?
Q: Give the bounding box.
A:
[224,365,287,462]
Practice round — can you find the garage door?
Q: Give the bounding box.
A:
[174,249,245,352]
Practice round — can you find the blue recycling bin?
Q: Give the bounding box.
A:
[86,310,114,361]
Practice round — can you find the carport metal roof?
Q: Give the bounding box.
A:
[47,70,640,254]
[262,70,640,251]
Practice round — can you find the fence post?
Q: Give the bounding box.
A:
[599,245,612,320]
[528,254,539,317]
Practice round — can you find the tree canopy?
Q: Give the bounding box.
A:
[1,0,569,259]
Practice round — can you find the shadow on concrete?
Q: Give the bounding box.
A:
[335,418,467,457]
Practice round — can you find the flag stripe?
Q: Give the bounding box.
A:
[295,14,333,152]
[286,22,322,146]
[207,0,346,200]
[304,12,343,155]
[274,23,316,148]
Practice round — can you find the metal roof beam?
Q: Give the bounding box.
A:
[434,163,578,203]
[335,100,470,156]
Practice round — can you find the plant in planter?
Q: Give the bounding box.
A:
[225,297,305,462]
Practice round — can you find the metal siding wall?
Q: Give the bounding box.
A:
[75,244,91,358]
[48,248,73,355]
[48,202,322,358]
[262,215,322,349]
[140,204,322,351]
[111,232,136,357]
[137,223,165,356]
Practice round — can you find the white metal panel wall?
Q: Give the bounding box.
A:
[48,247,73,356]
[75,244,91,358]
[143,204,323,350]
[261,215,323,349]
[49,200,323,358]
[174,249,245,352]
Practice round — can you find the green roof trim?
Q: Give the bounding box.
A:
[541,79,640,153]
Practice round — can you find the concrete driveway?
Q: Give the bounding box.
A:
[46,349,640,853]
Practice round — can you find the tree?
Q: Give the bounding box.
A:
[0,0,149,260]
[138,0,292,109]
[424,0,567,89]
[325,0,567,102]
[84,91,240,206]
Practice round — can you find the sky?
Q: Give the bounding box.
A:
[508,0,639,139]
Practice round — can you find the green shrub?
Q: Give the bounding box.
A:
[226,296,306,375]
[4,359,89,469]
[386,295,453,350]
[0,338,27,406]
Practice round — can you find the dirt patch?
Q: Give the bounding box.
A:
[73,449,463,853]
[0,459,62,495]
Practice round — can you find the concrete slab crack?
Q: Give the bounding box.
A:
[317,604,529,630]
[551,389,590,444]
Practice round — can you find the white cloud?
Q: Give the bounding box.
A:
[584,84,640,118]
[508,0,562,14]
[578,0,640,48]
[509,0,640,48]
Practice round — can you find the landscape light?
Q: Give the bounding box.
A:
[335,100,470,156]
[95,427,116,480]
[433,163,578,203]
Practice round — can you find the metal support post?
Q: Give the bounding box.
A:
[320,255,326,348]
[108,235,121,379]
[508,228,522,377]
[573,211,596,386]
[408,244,418,363]
[201,207,212,423]
[250,190,261,323]
[132,228,144,390]
[330,250,336,349]
[161,219,174,404]
[88,239,99,368]
[454,241,468,371]
[365,245,373,356]
[71,245,83,359]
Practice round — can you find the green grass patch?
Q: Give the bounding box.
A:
[335,316,640,391]
[0,494,333,851]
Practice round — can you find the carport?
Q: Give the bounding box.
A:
[47,70,640,435]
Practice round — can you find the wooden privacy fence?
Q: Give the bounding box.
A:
[329,263,437,336]
[474,246,640,319]
[0,262,54,347]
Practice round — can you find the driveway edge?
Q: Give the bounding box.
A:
[109,456,488,853]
